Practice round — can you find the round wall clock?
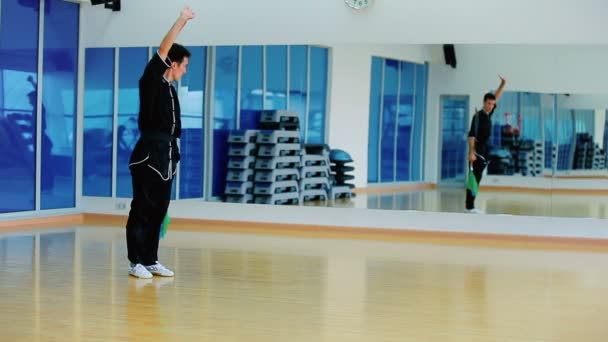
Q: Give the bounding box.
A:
[345,0,373,10]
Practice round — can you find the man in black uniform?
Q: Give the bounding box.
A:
[126,6,195,278]
[466,76,506,214]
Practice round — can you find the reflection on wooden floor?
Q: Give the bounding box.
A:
[2,226,608,341]
[339,187,608,219]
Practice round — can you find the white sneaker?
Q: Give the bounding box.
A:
[146,262,174,277]
[129,263,153,279]
[465,208,485,214]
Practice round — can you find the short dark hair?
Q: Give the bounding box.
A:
[483,92,496,102]
[168,43,191,64]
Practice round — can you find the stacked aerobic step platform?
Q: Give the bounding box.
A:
[223,110,356,205]
[254,110,301,205]
[224,130,259,203]
[299,144,331,203]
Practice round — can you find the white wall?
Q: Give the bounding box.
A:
[426,45,608,183]
[80,0,608,46]
[328,45,438,187]
[558,94,608,110]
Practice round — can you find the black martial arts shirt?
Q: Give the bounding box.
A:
[468,106,496,147]
[138,51,182,138]
[128,52,181,181]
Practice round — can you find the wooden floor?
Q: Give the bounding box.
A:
[350,187,608,219]
[2,226,608,341]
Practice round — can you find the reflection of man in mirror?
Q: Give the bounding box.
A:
[466,76,507,214]
[27,76,54,191]
[117,117,139,161]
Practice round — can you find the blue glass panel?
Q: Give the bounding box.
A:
[116,47,148,198]
[380,59,398,183]
[288,45,308,141]
[441,96,468,182]
[557,108,573,170]
[367,57,383,183]
[521,92,542,141]
[412,63,427,181]
[179,46,206,199]
[542,94,555,170]
[0,0,39,213]
[307,47,328,144]
[212,46,238,197]
[240,46,263,129]
[83,48,114,197]
[265,45,287,110]
[41,0,78,209]
[396,62,414,182]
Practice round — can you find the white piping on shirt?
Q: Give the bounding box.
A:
[128,154,149,167]
[156,50,177,181]
[169,85,176,136]
[157,50,172,68]
[147,164,171,181]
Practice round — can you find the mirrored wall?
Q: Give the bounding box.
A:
[78,42,608,221]
[426,91,608,219]
[363,45,608,220]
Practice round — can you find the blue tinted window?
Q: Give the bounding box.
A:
[380,59,398,182]
[557,108,574,170]
[605,111,608,157]
[369,58,428,184]
[41,0,78,209]
[265,45,287,110]
[441,95,468,181]
[0,0,39,213]
[542,94,555,170]
[83,48,114,197]
[179,46,206,199]
[116,47,147,198]
[396,62,414,182]
[522,92,542,141]
[212,46,238,196]
[289,45,308,141]
[368,57,383,183]
[307,47,328,143]
[412,63,427,181]
[240,46,263,129]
